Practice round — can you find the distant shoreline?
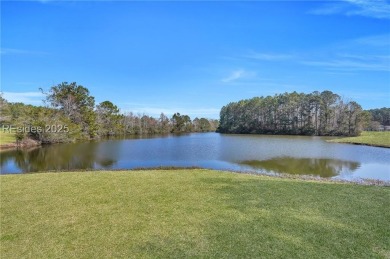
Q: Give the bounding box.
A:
[327,141,389,148]
[327,131,390,148]
[2,167,389,186]
[2,131,389,149]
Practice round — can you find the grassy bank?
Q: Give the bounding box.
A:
[328,131,390,148]
[0,131,16,145]
[1,169,389,258]
[0,131,41,149]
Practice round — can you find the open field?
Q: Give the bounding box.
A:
[328,131,390,148]
[0,131,16,145]
[1,169,389,258]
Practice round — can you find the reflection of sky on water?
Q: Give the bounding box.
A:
[1,133,389,181]
[334,163,390,181]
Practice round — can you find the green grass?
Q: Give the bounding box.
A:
[1,169,389,258]
[0,131,16,145]
[328,131,390,148]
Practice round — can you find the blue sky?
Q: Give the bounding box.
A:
[1,0,389,119]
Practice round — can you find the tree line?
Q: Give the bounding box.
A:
[0,82,218,144]
[217,91,370,136]
[365,108,390,130]
[1,84,387,144]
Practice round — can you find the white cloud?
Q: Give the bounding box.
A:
[309,0,390,19]
[308,3,348,16]
[0,48,49,56]
[221,70,245,83]
[221,69,256,83]
[352,34,390,47]
[301,58,390,72]
[301,50,390,71]
[2,92,45,105]
[241,34,390,72]
[300,34,390,72]
[345,0,390,19]
[243,51,294,61]
[0,49,23,55]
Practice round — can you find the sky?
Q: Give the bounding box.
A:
[1,0,389,119]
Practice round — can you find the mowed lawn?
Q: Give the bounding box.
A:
[0,131,16,145]
[1,170,389,258]
[328,131,390,148]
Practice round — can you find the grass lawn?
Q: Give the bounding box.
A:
[0,131,16,145]
[328,131,390,148]
[1,169,389,258]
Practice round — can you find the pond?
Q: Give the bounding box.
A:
[1,133,389,181]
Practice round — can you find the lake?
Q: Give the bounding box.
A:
[1,133,389,181]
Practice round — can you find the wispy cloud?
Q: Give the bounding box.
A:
[32,0,62,3]
[221,69,256,83]
[352,34,390,47]
[301,56,390,72]
[309,0,390,19]
[337,91,390,106]
[243,51,294,61]
[222,70,245,83]
[345,0,390,19]
[0,48,49,56]
[300,33,390,72]
[308,3,348,16]
[2,92,45,105]
[239,34,390,72]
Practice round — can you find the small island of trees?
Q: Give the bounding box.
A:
[217,91,371,136]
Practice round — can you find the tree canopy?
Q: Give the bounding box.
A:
[45,82,97,137]
[218,91,367,136]
[0,82,218,144]
[1,84,386,145]
[367,108,390,127]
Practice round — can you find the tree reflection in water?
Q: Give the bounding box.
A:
[0,141,118,172]
[240,157,360,178]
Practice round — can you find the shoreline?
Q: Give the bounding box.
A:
[0,139,41,151]
[326,131,390,148]
[326,140,390,148]
[2,167,389,186]
[2,134,388,150]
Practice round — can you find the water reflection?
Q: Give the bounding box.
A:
[0,142,117,173]
[0,133,389,181]
[240,157,360,178]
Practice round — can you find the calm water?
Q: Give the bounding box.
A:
[1,133,389,181]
